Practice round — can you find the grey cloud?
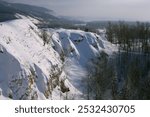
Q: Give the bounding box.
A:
[3,0,150,21]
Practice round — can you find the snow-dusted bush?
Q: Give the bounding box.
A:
[41,30,53,46]
[60,79,70,93]
[41,30,49,46]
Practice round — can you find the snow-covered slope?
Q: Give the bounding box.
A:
[0,16,117,100]
[50,28,116,66]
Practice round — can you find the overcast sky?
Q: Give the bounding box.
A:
[3,0,150,21]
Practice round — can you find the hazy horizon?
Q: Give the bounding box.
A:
[2,0,150,22]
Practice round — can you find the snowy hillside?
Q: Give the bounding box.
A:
[0,16,117,100]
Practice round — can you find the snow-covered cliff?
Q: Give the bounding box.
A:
[0,16,117,100]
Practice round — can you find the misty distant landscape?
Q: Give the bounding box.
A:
[0,0,150,100]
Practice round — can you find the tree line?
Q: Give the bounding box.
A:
[87,51,150,100]
[106,21,150,53]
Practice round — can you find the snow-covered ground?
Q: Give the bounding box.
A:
[0,16,117,100]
